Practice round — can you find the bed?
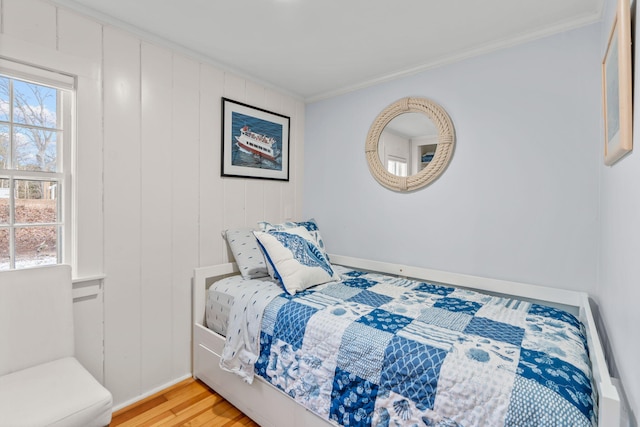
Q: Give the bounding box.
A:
[193,218,620,427]
[193,253,621,427]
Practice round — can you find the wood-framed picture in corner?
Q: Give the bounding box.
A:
[602,0,633,166]
[221,98,290,181]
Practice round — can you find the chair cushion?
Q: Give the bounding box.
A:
[0,357,112,427]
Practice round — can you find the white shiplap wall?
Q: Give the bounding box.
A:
[1,0,304,407]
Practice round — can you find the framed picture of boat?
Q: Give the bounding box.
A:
[221,98,290,180]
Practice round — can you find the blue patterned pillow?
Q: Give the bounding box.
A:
[224,228,269,279]
[258,218,328,258]
[253,226,340,295]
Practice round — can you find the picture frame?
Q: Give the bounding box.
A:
[602,0,633,166]
[221,98,290,181]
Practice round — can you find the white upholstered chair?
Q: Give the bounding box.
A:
[0,264,112,427]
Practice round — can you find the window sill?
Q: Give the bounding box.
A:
[72,274,105,299]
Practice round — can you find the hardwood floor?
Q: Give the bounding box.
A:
[110,378,259,427]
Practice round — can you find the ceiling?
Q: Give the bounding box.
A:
[51,0,603,102]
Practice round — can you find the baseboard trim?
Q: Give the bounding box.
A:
[111,373,193,413]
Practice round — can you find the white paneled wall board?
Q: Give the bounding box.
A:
[245,180,266,227]
[55,5,104,277]
[2,0,305,408]
[3,0,56,49]
[171,54,200,378]
[73,77,105,277]
[198,64,225,267]
[103,26,143,404]
[223,73,247,102]
[245,80,267,111]
[140,42,174,391]
[223,179,247,229]
[294,100,305,216]
[264,180,284,221]
[72,279,105,383]
[286,99,305,221]
[57,8,102,61]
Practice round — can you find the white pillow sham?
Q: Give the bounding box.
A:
[253,226,339,295]
[224,228,269,279]
[258,218,329,258]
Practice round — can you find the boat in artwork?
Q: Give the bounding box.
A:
[235,125,279,161]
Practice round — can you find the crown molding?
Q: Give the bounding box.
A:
[47,0,603,105]
[305,10,603,103]
[46,0,304,102]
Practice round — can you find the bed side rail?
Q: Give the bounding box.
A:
[579,294,620,426]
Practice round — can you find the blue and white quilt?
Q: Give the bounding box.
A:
[220,267,597,427]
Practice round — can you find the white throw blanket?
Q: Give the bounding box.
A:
[218,278,283,383]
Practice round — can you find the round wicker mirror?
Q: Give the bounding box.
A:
[365,97,455,192]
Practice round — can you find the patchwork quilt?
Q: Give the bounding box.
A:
[221,267,597,427]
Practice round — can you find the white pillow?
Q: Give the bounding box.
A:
[258,218,329,258]
[253,226,340,295]
[224,228,269,279]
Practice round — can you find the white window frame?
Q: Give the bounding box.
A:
[0,60,75,270]
[386,155,408,177]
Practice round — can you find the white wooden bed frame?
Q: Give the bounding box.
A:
[192,254,621,427]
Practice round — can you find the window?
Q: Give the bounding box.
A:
[387,157,408,177]
[0,63,73,270]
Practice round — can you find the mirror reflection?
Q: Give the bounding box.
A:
[377,113,439,177]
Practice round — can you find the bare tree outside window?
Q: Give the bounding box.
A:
[0,73,65,270]
[2,79,58,172]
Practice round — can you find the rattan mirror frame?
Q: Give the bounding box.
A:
[365,97,455,192]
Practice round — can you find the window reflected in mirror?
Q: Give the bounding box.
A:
[377,112,438,177]
[386,157,407,177]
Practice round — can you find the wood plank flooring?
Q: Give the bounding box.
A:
[110,378,259,427]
